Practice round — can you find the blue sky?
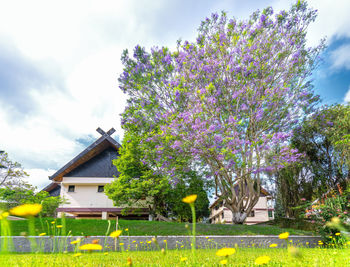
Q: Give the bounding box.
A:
[0,0,349,189]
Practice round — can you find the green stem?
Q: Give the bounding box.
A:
[191,204,196,254]
[61,213,66,236]
[28,216,37,252]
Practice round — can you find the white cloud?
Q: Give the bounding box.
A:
[344,87,350,103]
[0,0,170,189]
[330,44,350,70]
[25,168,56,191]
[306,0,350,46]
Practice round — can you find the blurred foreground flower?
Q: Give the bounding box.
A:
[79,244,102,251]
[220,259,228,265]
[71,239,81,245]
[180,257,187,262]
[110,230,122,238]
[10,204,42,217]
[0,211,9,220]
[279,232,289,240]
[182,195,197,204]
[255,256,271,265]
[216,248,236,257]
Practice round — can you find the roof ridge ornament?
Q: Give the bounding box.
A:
[96,127,116,136]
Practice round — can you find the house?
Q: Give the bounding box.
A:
[209,187,274,225]
[42,127,149,220]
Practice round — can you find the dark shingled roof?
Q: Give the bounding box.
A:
[49,127,121,182]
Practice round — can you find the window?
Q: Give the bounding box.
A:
[97,185,104,193]
[268,210,273,218]
[68,185,75,192]
[249,210,255,217]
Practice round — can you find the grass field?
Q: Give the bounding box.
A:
[0,248,348,266]
[7,217,313,236]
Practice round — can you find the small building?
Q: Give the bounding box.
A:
[209,187,274,225]
[42,128,149,220]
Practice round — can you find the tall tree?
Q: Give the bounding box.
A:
[292,104,350,193]
[105,131,170,217]
[119,2,324,223]
[105,132,211,220]
[0,151,30,189]
[273,104,350,217]
[166,171,210,222]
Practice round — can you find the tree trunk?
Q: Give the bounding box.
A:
[231,211,248,224]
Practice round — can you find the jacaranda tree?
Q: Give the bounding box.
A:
[119,1,324,223]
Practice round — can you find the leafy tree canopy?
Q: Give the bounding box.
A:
[274,104,350,218]
[118,1,324,223]
[105,132,211,221]
[0,151,30,189]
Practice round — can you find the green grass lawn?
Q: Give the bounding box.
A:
[0,248,348,266]
[7,217,313,236]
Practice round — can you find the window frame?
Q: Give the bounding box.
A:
[68,185,75,193]
[268,210,273,218]
[97,185,104,193]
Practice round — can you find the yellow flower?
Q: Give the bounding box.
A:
[79,244,103,251]
[51,221,55,224]
[182,194,197,204]
[335,232,341,236]
[104,252,108,255]
[255,256,271,265]
[331,217,340,224]
[127,257,132,266]
[110,230,122,238]
[73,253,82,257]
[216,248,236,257]
[269,244,278,248]
[125,228,129,231]
[0,211,9,219]
[279,232,289,240]
[10,204,42,217]
[56,225,63,228]
[120,243,124,246]
[71,239,81,245]
[180,257,187,262]
[220,259,228,265]
[147,241,152,244]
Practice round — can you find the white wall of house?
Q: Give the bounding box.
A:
[59,177,115,208]
[209,196,274,224]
